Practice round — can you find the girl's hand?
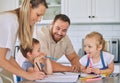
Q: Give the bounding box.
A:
[86,67,92,74]
[91,68,100,74]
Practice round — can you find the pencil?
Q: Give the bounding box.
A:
[88,53,92,67]
[35,62,41,71]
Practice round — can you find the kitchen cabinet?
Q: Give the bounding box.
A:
[63,0,120,23]
[0,0,19,12]
[40,0,61,24]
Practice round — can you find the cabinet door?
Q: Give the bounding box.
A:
[40,0,61,24]
[63,0,92,23]
[0,0,18,12]
[63,0,120,23]
[92,0,120,22]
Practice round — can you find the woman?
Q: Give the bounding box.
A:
[0,0,48,82]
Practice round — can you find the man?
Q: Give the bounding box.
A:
[36,14,80,72]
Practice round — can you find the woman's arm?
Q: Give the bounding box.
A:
[0,48,45,80]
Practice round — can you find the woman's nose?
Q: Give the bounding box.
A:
[37,16,42,22]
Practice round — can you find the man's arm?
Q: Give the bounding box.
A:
[66,51,81,72]
[50,60,73,72]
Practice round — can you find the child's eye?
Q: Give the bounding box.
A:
[88,46,92,48]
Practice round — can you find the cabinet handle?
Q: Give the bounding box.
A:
[88,16,91,18]
[92,16,95,18]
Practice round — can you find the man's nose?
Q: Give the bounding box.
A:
[58,30,62,35]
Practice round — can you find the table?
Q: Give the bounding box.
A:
[19,74,120,83]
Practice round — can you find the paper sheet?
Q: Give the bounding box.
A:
[36,72,79,82]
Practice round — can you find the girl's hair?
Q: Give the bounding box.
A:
[20,38,40,58]
[85,32,107,51]
[18,0,48,50]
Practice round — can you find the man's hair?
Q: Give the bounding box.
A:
[20,38,39,58]
[53,14,71,25]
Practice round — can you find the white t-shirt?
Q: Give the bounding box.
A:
[0,12,19,71]
[79,51,114,69]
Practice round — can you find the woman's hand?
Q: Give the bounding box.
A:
[26,71,45,80]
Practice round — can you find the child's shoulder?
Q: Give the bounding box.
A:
[102,51,114,58]
[80,55,88,60]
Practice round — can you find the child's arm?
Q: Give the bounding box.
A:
[100,61,114,74]
[44,58,53,75]
[27,67,34,72]
[33,56,44,72]
[92,61,114,75]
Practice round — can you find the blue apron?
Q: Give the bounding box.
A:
[86,51,108,70]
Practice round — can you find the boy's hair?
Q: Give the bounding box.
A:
[20,38,40,58]
[85,31,107,51]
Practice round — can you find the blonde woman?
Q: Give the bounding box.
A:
[0,0,48,82]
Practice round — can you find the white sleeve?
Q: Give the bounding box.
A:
[104,52,114,65]
[0,13,18,59]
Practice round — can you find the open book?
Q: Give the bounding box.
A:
[36,72,79,82]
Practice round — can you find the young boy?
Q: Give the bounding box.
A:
[20,38,53,75]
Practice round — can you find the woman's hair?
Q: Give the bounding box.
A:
[85,32,107,51]
[53,14,71,25]
[18,0,48,50]
[20,38,40,58]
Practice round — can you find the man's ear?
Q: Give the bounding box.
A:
[51,21,54,26]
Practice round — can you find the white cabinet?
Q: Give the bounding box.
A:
[0,0,19,12]
[63,0,120,23]
[40,0,61,24]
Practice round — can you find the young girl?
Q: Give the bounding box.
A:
[80,32,114,75]
[20,38,53,76]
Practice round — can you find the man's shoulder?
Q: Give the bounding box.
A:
[62,35,71,42]
[36,26,50,38]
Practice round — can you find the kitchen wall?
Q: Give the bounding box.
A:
[35,23,120,58]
